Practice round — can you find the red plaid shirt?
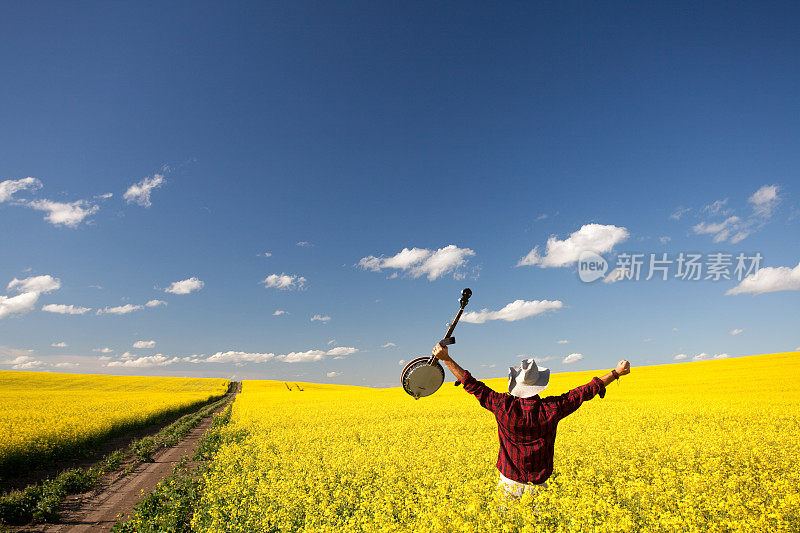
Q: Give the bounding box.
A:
[461,371,606,484]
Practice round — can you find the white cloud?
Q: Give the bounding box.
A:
[42,304,91,315]
[54,362,79,368]
[1,355,47,370]
[0,291,41,319]
[133,340,156,349]
[165,277,204,295]
[326,371,341,378]
[276,350,328,363]
[296,241,313,247]
[325,346,358,356]
[562,353,583,364]
[8,275,61,294]
[261,273,307,290]
[107,354,180,368]
[714,353,730,359]
[124,173,164,207]
[95,192,113,199]
[691,185,782,244]
[310,314,331,323]
[120,351,135,359]
[603,267,630,283]
[27,199,99,227]
[205,351,275,364]
[93,347,113,353]
[673,353,688,360]
[327,339,336,345]
[262,252,272,258]
[703,199,729,215]
[693,353,709,360]
[749,185,780,217]
[659,236,671,244]
[518,224,629,268]
[556,340,569,344]
[202,345,358,365]
[97,304,143,315]
[1,275,61,320]
[669,207,691,220]
[692,216,741,243]
[97,355,112,361]
[358,245,476,281]
[730,328,744,336]
[398,359,406,366]
[726,261,800,295]
[461,299,563,324]
[382,342,397,348]
[145,299,167,307]
[0,177,42,202]
[273,309,287,316]
[51,341,67,347]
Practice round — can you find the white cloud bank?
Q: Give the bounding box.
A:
[461,299,563,324]
[145,299,167,307]
[0,177,42,202]
[97,304,144,315]
[27,199,99,227]
[262,274,306,290]
[726,261,800,295]
[326,371,341,378]
[204,346,358,365]
[124,173,164,207]
[273,309,287,316]
[518,224,629,267]
[42,304,92,315]
[358,245,475,281]
[749,184,780,217]
[51,341,68,347]
[1,355,47,370]
[730,328,744,336]
[107,354,180,368]
[165,277,204,295]
[1,275,61,320]
[133,340,156,349]
[562,353,583,364]
[691,185,782,243]
[310,314,331,323]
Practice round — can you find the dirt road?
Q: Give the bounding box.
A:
[26,390,237,533]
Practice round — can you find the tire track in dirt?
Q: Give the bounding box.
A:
[25,386,238,533]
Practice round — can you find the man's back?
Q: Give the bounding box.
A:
[461,371,607,484]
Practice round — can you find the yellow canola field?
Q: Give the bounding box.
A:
[0,371,229,475]
[193,352,800,532]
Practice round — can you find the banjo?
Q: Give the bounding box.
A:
[401,288,472,399]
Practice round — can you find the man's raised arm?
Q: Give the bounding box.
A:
[433,344,504,412]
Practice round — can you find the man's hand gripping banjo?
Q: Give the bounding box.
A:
[400,288,472,399]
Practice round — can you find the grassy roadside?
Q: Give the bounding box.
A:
[0,386,235,527]
[111,403,235,533]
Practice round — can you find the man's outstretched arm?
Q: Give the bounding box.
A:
[432,344,504,412]
[555,360,631,419]
[432,344,466,382]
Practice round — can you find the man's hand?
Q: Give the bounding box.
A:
[616,360,631,376]
[432,344,451,362]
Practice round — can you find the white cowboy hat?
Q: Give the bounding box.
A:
[508,359,550,398]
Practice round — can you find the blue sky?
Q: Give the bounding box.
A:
[1,2,798,386]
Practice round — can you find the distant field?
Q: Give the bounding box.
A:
[192,352,800,532]
[0,372,230,476]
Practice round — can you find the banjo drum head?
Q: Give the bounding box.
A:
[401,357,445,399]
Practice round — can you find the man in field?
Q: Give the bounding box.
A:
[432,344,630,498]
